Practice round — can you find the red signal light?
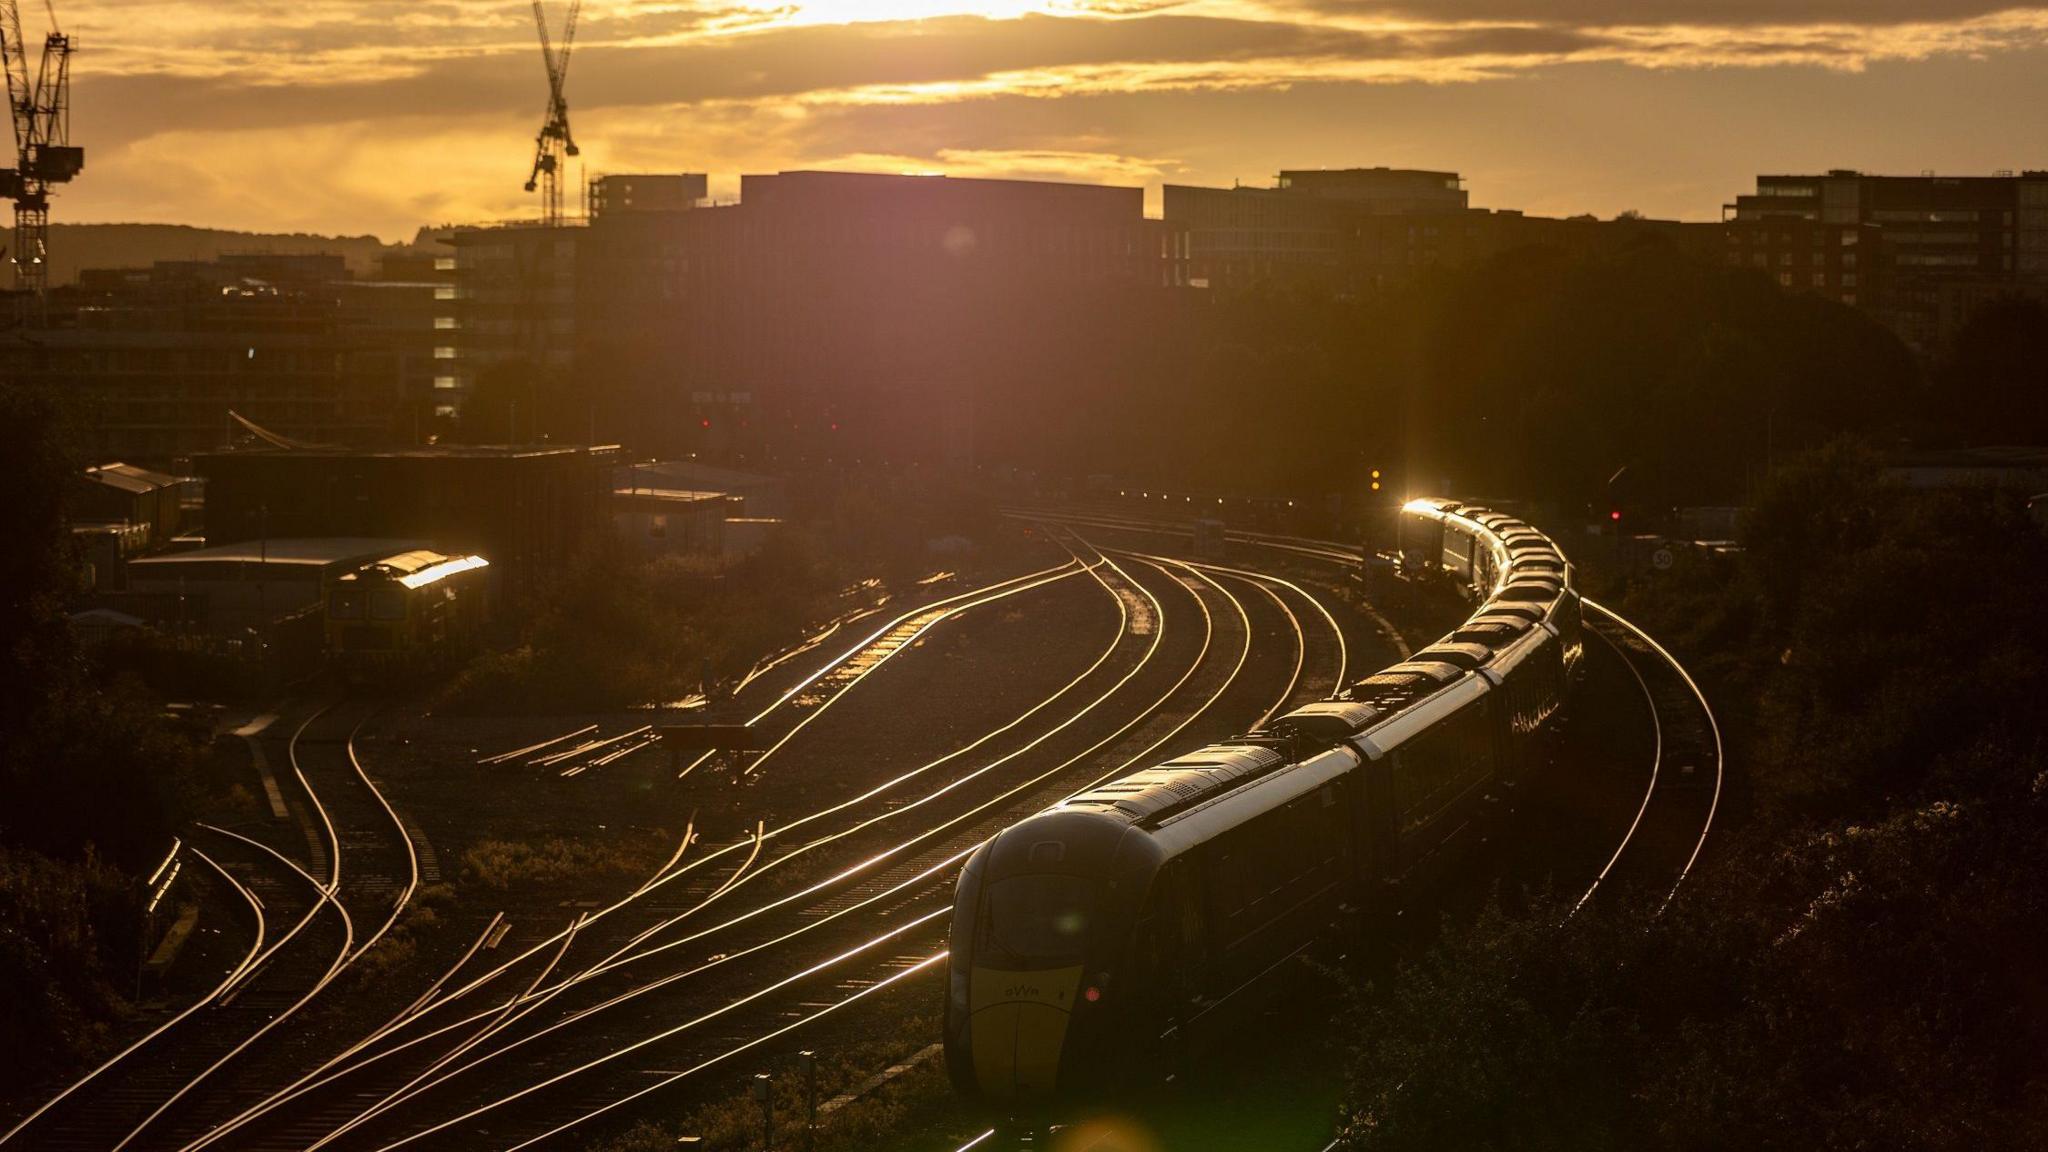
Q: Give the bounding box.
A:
[1083,986,1101,1003]
[1609,510,1622,522]
[700,418,712,429]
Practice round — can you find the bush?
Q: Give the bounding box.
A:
[1337,449,2048,1150]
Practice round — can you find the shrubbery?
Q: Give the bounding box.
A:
[1335,449,2048,1150]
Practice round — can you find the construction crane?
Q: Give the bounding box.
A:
[524,0,580,227]
[0,0,81,297]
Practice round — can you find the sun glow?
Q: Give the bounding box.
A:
[763,1,1082,28]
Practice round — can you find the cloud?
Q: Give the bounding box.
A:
[41,1,2048,236]
[1289,0,2047,26]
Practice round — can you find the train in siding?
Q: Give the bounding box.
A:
[945,499,1583,1117]
[323,550,491,676]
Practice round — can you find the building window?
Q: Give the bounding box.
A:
[1842,273,1858,287]
[1752,253,1768,267]
[1841,231,1859,246]
[1777,272,1794,287]
[434,286,457,300]
[1779,252,1794,266]
[434,256,455,271]
[434,317,458,330]
[434,376,459,390]
[1841,294,1857,306]
[434,346,457,359]
[1843,252,1858,268]
[1812,272,1828,287]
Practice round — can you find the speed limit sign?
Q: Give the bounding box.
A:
[1651,547,1676,571]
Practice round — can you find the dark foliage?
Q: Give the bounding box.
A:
[0,383,197,1086]
[1933,296,2048,446]
[1336,451,2048,1150]
[996,240,1921,508]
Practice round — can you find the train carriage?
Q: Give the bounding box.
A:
[324,550,491,677]
[946,498,1581,1119]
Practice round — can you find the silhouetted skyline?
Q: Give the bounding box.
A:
[57,2,2048,237]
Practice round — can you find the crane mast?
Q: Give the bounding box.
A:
[525,0,580,228]
[0,0,81,299]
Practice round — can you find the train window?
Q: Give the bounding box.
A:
[1391,703,1492,847]
[370,588,406,620]
[981,875,1096,966]
[329,590,364,620]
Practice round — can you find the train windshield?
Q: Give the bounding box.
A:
[981,875,1096,967]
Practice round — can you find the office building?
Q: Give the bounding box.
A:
[1166,169,1711,293]
[574,170,1189,460]
[0,254,440,462]
[1724,170,2048,348]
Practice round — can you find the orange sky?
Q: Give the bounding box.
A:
[45,1,2048,239]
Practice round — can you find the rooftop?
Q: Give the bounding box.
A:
[613,486,726,504]
[83,461,190,494]
[130,537,428,569]
[197,443,601,461]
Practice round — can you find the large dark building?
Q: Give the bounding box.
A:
[1167,169,1715,294]
[574,170,1189,461]
[1725,170,2048,348]
[442,222,579,417]
[196,443,619,600]
[0,253,441,462]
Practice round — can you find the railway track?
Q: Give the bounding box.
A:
[1015,505,1724,909]
[1,700,420,1151]
[323,540,1317,1149]
[229,536,1350,1150]
[7,532,1373,1151]
[1571,598,1723,912]
[159,559,1122,1150]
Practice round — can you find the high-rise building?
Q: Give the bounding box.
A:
[1724,170,2048,348]
[0,255,434,462]
[441,223,579,417]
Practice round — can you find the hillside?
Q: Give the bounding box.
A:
[36,224,424,284]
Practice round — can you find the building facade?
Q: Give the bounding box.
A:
[1725,170,2048,348]
[1167,169,1713,294]
[0,253,440,463]
[196,444,619,601]
[441,223,579,419]
[574,170,1188,462]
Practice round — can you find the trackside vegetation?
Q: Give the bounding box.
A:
[1334,446,2048,1151]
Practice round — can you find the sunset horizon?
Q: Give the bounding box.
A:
[53,2,2048,239]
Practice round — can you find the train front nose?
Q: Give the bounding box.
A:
[967,965,1085,1102]
[947,865,1101,1109]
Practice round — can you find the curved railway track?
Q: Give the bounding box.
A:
[1,699,422,1152]
[7,527,1385,1151]
[333,539,1335,1150]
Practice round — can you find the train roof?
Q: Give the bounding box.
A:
[1380,659,1466,684]
[1267,700,1382,742]
[334,550,490,589]
[1059,744,1289,829]
[1451,618,1533,645]
[1411,642,1493,670]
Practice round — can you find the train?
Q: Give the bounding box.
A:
[323,549,492,676]
[944,499,1582,1118]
